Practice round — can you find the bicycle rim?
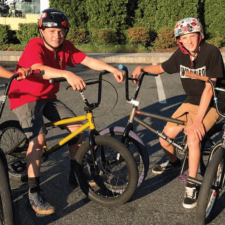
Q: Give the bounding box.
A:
[76,136,138,206]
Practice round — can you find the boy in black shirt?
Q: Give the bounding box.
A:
[132,17,225,209]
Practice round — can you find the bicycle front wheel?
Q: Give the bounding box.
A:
[0,120,28,182]
[100,127,149,187]
[75,135,138,207]
[0,151,14,225]
[199,122,224,176]
[197,143,225,225]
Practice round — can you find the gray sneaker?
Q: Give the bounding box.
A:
[183,186,198,209]
[28,189,55,215]
[152,159,181,175]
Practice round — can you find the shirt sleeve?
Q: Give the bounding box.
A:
[66,41,86,67]
[15,38,44,72]
[161,49,181,74]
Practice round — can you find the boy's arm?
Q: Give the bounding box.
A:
[31,63,86,91]
[186,78,216,140]
[0,66,13,79]
[0,66,31,79]
[80,56,124,83]
[132,65,165,83]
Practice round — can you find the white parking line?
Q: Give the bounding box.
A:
[152,63,167,104]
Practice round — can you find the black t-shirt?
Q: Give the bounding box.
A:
[162,42,225,111]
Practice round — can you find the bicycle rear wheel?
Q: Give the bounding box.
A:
[100,127,149,187]
[196,143,225,225]
[0,150,14,225]
[0,120,28,182]
[75,135,138,207]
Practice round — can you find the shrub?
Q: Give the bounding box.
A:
[206,32,225,48]
[90,29,118,45]
[16,23,39,45]
[0,25,10,45]
[153,27,176,49]
[66,29,89,44]
[126,26,153,46]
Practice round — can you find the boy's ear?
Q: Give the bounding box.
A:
[39,29,44,37]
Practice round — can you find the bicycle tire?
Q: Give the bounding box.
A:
[99,127,149,187]
[199,122,224,175]
[75,135,138,207]
[0,120,28,182]
[0,150,14,225]
[196,143,225,225]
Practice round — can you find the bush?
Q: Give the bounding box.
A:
[90,29,118,45]
[206,32,225,48]
[0,25,10,45]
[16,23,39,45]
[153,27,176,49]
[66,29,89,45]
[126,26,154,46]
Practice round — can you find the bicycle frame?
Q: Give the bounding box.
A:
[44,112,96,155]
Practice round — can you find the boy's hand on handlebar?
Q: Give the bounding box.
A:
[17,68,32,80]
[112,68,125,83]
[65,73,86,91]
[132,66,142,83]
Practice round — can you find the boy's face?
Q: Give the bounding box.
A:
[40,27,65,50]
[179,33,199,55]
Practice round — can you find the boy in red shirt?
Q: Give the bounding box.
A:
[8,8,124,215]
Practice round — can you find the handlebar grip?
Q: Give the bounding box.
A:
[49,77,66,84]
[185,72,209,82]
[118,64,128,71]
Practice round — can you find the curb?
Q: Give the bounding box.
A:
[1,51,225,65]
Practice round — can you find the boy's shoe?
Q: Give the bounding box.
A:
[183,186,198,209]
[28,189,55,215]
[152,158,181,175]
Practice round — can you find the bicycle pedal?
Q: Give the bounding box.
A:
[10,160,26,173]
[178,172,188,184]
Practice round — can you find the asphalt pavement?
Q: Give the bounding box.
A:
[0,60,224,225]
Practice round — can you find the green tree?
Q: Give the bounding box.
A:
[50,0,88,30]
[204,0,225,39]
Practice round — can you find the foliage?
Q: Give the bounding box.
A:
[126,27,154,46]
[134,0,198,31]
[153,27,176,49]
[0,25,10,45]
[90,29,118,45]
[50,0,88,31]
[204,0,225,39]
[66,29,89,45]
[16,23,39,45]
[206,32,225,48]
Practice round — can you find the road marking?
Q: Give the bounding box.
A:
[153,63,167,104]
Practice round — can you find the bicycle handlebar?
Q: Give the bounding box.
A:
[49,70,110,110]
[185,71,225,118]
[118,64,148,102]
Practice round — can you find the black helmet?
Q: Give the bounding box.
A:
[38,8,69,38]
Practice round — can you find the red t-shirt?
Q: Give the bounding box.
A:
[8,38,86,109]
